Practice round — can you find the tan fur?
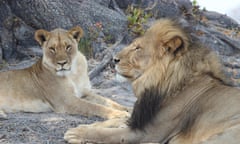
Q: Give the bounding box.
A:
[65,19,240,144]
[0,26,130,119]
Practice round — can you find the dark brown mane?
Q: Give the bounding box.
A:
[128,85,164,130]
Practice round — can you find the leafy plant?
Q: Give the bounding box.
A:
[192,0,198,7]
[78,22,102,58]
[78,22,114,58]
[126,5,152,36]
[78,36,93,58]
[192,0,200,14]
[0,60,7,69]
[104,34,114,43]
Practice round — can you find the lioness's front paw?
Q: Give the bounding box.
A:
[0,110,7,119]
[64,127,92,144]
[108,111,130,119]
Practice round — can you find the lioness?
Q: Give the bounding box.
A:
[64,19,240,143]
[0,26,129,119]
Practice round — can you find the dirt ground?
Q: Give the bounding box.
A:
[0,113,103,144]
[0,59,136,144]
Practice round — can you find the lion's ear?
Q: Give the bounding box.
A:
[164,36,184,56]
[68,26,84,42]
[35,29,50,46]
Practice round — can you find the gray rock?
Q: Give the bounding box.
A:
[203,11,239,28]
[0,0,15,61]
[117,0,192,18]
[0,48,2,63]
[115,0,132,9]
[0,0,127,61]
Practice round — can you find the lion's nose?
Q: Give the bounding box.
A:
[57,60,68,66]
[113,57,120,64]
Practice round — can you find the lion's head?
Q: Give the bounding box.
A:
[35,26,83,76]
[114,19,189,81]
[114,19,224,96]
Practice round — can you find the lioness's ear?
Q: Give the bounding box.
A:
[68,26,84,42]
[35,29,50,46]
[164,36,184,56]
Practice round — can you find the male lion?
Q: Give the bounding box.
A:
[0,26,129,119]
[64,19,240,144]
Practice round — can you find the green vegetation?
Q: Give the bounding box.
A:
[78,36,93,58]
[78,22,114,58]
[192,0,200,14]
[126,5,152,36]
[192,0,198,7]
[0,60,7,69]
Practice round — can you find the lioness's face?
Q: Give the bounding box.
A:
[35,26,83,76]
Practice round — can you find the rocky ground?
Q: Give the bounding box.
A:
[0,113,102,144]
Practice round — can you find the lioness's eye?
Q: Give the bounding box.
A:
[49,47,56,53]
[66,45,72,51]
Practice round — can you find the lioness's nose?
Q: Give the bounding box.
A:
[113,57,120,64]
[57,60,68,66]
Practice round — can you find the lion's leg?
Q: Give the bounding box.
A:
[81,117,128,128]
[54,97,130,119]
[168,124,240,144]
[82,89,132,112]
[64,126,143,144]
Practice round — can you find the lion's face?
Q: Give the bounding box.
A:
[35,26,83,76]
[114,38,154,82]
[114,19,189,82]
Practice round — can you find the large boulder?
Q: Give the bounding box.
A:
[0,0,127,62]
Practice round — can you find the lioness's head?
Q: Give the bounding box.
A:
[35,26,83,76]
[114,19,189,82]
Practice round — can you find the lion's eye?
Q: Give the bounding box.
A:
[66,45,72,51]
[135,46,141,50]
[49,47,56,53]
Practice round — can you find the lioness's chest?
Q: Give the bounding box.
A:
[63,75,91,98]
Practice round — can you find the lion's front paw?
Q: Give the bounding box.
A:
[64,129,83,144]
[64,127,91,144]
